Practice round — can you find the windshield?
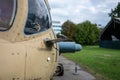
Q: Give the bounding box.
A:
[0,0,17,31]
[24,0,51,35]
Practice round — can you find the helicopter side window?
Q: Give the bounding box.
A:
[24,0,51,35]
[0,0,17,31]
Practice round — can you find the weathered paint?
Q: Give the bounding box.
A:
[0,0,58,80]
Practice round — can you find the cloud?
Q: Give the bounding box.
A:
[49,0,119,27]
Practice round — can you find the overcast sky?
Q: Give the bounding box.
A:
[49,0,120,27]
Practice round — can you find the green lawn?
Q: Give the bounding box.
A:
[63,46,120,80]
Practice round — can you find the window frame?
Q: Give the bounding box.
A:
[0,0,17,31]
[24,0,52,35]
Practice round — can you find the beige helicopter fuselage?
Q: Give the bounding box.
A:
[0,0,58,80]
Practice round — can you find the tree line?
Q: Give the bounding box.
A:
[61,2,120,45]
[62,20,102,45]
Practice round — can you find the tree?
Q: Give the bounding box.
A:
[62,20,76,40]
[109,2,120,18]
[75,21,101,45]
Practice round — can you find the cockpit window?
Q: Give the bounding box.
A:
[0,0,17,31]
[24,0,51,35]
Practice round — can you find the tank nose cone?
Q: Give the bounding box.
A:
[58,42,82,53]
[75,44,82,51]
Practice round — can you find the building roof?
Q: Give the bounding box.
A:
[100,18,120,41]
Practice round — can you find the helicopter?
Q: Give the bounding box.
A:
[0,0,82,80]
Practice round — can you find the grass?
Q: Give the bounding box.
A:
[63,46,120,80]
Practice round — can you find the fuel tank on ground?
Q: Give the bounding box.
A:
[58,42,82,53]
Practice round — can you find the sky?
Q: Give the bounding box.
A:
[49,0,120,27]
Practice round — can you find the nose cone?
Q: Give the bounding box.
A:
[75,44,82,51]
[58,42,82,53]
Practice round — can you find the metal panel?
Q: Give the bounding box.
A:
[0,43,26,80]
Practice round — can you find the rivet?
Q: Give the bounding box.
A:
[17,53,20,55]
[12,53,14,55]
[12,78,15,80]
[17,33,20,36]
